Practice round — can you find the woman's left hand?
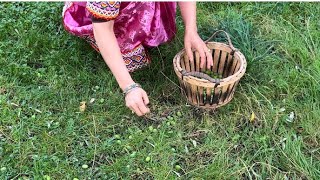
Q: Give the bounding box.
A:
[184,31,213,69]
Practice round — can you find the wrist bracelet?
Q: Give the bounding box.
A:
[123,83,141,96]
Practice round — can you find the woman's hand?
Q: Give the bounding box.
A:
[184,30,213,69]
[178,2,213,69]
[125,87,150,116]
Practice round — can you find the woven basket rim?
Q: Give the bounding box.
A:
[173,42,247,87]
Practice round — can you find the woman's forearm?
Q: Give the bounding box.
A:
[178,2,197,33]
[93,21,134,90]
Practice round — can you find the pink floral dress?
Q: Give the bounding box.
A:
[63,2,177,72]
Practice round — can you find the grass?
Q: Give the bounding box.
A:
[0,2,319,179]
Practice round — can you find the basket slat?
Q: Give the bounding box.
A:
[184,54,191,72]
[207,48,213,72]
[229,56,238,76]
[206,88,212,105]
[190,84,198,105]
[212,87,221,105]
[198,86,204,106]
[213,49,221,73]
[234,60,241,75]
[226,80,239,102]
[179,79,186,97]
[219,84,230,104]
[180,53,186,72]
[218,51,228,75]
[223,53,233,78]
[184,82,192,103]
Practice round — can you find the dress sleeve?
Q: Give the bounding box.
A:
[86,1,121,21]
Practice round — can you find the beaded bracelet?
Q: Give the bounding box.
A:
[123,83,141,96]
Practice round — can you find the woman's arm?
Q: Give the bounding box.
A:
[93,21,134,90]
[92,21,150,116]
[178,2,197,34]
[178,2,213,69]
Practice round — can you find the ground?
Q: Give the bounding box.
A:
[0,2,319,180]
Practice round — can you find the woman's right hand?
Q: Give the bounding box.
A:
[125,87,150,116]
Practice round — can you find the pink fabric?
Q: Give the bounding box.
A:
[63,2,177,53]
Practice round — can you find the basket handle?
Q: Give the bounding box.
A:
[205,30,237,53]
[181,70,221,87]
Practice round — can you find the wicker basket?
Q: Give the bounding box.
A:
[173,30,247,109]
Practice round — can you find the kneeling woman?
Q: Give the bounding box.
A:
[63,2,213,116]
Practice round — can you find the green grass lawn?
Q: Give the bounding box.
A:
[1,2,319,179]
